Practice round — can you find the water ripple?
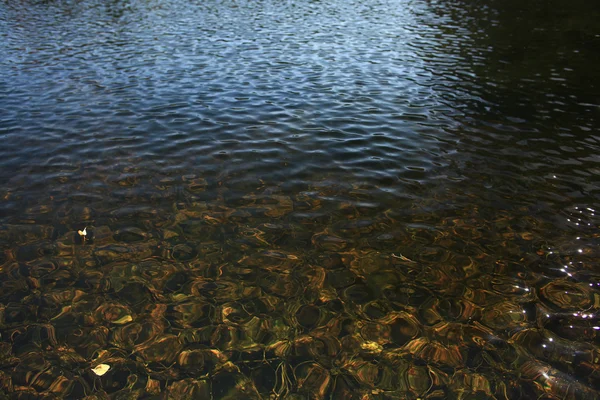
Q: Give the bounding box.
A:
[1,0,600,397]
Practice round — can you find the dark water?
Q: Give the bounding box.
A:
[1,0,600,398]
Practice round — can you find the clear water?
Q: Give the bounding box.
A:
[1,0,600,398]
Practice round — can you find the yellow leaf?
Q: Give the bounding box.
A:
[112,315,133,324]
[92,364,110,376]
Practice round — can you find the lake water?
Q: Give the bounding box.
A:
[1,0,600,398]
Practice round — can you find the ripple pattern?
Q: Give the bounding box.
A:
[1,0,600,398]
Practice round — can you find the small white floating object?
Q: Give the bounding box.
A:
[78,227,87,237]
[92,364,110,376]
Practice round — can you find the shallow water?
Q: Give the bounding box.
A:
[1,0,600,398]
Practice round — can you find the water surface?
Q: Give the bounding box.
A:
[1,0,600,398]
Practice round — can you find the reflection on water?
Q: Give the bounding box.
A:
[1,0,600,398]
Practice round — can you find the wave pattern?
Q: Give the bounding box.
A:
[1,0,600,398]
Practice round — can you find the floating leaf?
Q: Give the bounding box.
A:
[113,315,133,325]
[92,364,110,376]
